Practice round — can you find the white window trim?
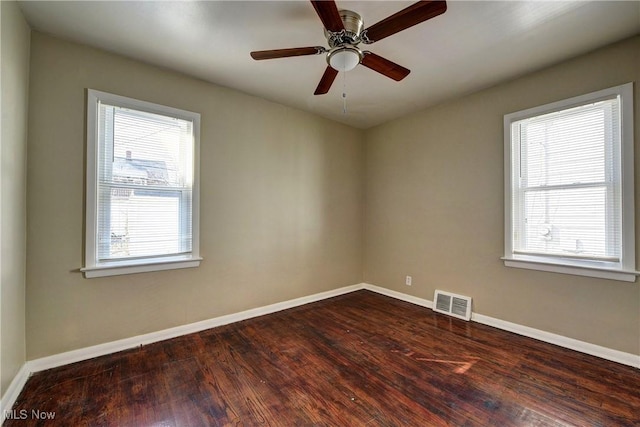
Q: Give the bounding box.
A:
[82,89,201,278]
[503,82,637,282]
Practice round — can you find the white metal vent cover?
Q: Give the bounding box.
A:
[433,290,472,321]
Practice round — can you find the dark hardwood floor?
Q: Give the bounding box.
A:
[6,290,640,426]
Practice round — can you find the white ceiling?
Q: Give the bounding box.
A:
[18,1,640,129]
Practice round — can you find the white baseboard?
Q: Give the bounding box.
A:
[1,363,30,423]
[4,281,637,419]
[471,313,640,368]
[362,283,639,369]
[362,283,434,309]
[27,283,363,373]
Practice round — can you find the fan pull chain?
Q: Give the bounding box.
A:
[342,71,347,115]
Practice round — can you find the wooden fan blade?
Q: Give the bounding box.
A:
[310,0,345,32]
[361,52,410,81]
[363,1,447,43]
[250,47,323,60]
[314,66,339,95]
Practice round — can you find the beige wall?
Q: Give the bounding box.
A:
[25,33,364,359]
[364,36,640,355]
[1,1,30,396]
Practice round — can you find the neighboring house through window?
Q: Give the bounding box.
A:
[503,83,637,282]
[82,89,201,278]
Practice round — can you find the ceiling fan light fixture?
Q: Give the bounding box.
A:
[327,46,362,72]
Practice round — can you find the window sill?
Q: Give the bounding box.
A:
[81,255,202,278]
[502,255,639,282]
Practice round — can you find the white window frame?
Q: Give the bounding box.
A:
[503,83,637,282]
[82,89,201,278]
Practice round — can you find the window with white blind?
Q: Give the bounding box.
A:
[82,89,201,278]
[503,83,637,282]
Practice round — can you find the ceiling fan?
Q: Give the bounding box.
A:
[250,1,447,95]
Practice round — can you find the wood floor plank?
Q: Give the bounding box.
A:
[6,290,640,426]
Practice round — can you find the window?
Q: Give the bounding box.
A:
[82,90,201,278]
[503,83,637,282]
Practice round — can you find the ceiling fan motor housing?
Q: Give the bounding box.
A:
[324,10,364,47]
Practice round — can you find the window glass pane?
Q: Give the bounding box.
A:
[108,107,193,188]
[521,187,614,259]
[521,102,611,188]
[104,189,192,259]
[97,103,194,261]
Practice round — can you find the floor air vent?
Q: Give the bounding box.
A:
[433,290,472,321]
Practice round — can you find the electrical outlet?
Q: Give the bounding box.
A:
[405,275,412,286]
